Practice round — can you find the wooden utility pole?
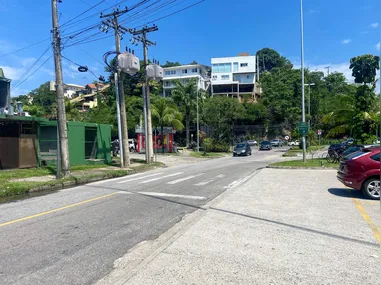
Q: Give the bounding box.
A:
[129,25,158,163]
[101,8,130,167]
[51,0,70,177]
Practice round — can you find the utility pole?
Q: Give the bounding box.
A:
[300,0,307,163]
[51,0,70,177]
[129,25,158,163]
[325,66,330,76]
[101,8,130,167]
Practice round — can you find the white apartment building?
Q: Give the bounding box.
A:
[162,64,209,97]
[64,83,85,98]
[211,54,256,100]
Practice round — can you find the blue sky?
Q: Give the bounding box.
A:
[0,0,380,96]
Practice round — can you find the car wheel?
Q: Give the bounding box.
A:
[362,178,380,200]
[233,154,236,157]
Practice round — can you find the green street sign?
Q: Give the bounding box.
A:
[298,122,309,136]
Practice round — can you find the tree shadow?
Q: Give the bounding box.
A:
[328,188,367,200]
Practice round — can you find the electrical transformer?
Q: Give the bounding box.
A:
[146,64,164,81]
[117,52,140,75]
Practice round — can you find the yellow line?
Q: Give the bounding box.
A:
[0,192,117,228]
[352,198,380,243]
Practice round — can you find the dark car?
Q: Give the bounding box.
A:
[233,142,252,156]
[337,148,380,200]
[328,144,345,156]
[259,141,272,151]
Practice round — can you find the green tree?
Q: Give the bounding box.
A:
[161,61,182,68]
[172,78,197,147]
[65,99,82,122]
[151,98,184,154]
[202,97,244,143]
[30,82,56,112]
[350,54,380,85]
[256,48,292,74]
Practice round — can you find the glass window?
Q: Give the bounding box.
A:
[240,63,248,67]
[233,62,238,71]
[192,68,198,73]
[371,153,380,162]
[221,75,229,80]
[182,69,188,74]
[165,71,170,75]
[170,70,176,74]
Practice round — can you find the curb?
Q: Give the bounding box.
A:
[266,165,338,170]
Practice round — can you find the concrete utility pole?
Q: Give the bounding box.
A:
[300,0,307,163]
[129,25,158,163]
[101,8,130,167]
[51,0,70,177]
[325,66,330,76]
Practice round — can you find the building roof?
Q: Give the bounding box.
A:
[86,83,105,89]
[65,83,85,88]
[163,64,206,71]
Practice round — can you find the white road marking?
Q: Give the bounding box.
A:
[117,191,133,195]
[140,172,183,184]
[89,171,156,185]
[117,173,163,184]
[215,174,226,178]
[195,179,215,186]
[167,173,204,185]
[138,192,207,200]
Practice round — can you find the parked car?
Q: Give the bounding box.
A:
[271,139,281,147]
[259,141,272,151]
[337,147,380,200]
[288,140,299,146]
[341,145,364,159]
[248,140,258,146]
[233,142,252,156]
[328,144,345,156]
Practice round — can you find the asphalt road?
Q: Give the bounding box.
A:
[0,148,283,285]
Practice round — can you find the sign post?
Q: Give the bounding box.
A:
[298,122,309,136]
[317,129,322,145]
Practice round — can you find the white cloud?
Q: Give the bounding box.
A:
[376,42,380,51]
[341,39,352,45]
[371,22,379,28]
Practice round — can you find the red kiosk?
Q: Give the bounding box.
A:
[136,127,176,153]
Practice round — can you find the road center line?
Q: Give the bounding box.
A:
[138,192,207,200]
[352,198,380,243]
[117,173,163,184]
[140,172,183,184]
[167,173,204,185]
[0,192,117,228]
[195,179,215,186]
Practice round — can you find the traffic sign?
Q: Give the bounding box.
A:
[317,129,322,136]
[285,135,290,141]
[298,122,309,136]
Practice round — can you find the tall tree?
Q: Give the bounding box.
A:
[172,78,197,147]
[256,48,292,73]
[151,98,184,154]
[161,61,182,68]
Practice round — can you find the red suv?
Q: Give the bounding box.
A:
[337,148,380,200]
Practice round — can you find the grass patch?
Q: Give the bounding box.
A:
[0,162,164,199]
[282,145,327,157]
[270,159,339,169]
[188,151,228,158]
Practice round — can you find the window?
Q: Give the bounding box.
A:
[233,62,238,71]
[240,63,248,67]
[212,63,231,73]
[170,70,176,74]
[371,153,380,162]
[212,75,217,80]
[191,68,198,73]
[182,69,188,74]
[221,75,229,80]
[165,71,170,75]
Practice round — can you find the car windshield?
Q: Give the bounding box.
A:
[261,141,270,145]
[343,147,360,155]
[346,150,370,160]
[236,143,245,148]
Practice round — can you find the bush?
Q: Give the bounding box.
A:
[202,138,230,152]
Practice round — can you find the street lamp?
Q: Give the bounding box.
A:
[304,83,315,128]
[300,0,306,163]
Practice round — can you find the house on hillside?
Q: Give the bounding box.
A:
[211,53,260,102]
[162,64,210,97]
[70,83,109,112]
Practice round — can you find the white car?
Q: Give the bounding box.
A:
[248,140,258,146]
[288,140,299,146]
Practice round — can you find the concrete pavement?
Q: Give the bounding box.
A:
[0,148,281,285]
[99,168,379,285]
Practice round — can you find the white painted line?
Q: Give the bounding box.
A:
[194,178,215,186]
[140,172,183,184]
[167,173,204,185]
[117,173,163,184]
[215,174,226,178]
[89,171,155,185]
[117,191,133,195]
[139,192,207,200]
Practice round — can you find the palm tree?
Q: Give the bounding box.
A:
[171,78,197,147]
[151,98,184,154]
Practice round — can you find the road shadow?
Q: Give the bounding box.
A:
[328,188,367,200]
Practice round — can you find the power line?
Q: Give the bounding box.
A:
[11,56,53,92]
[61,0,105,27]
[0,38,50,58]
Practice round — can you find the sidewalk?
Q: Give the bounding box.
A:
[100,168,379,285]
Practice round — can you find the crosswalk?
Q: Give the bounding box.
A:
[116,172,226,187]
